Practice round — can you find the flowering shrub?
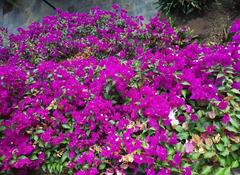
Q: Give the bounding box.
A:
[0,5,240,175]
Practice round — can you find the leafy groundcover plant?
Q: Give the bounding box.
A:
[0,4,240,175]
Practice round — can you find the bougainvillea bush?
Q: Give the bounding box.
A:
[0,4,240,175]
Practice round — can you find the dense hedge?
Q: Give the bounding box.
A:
[0,5,240,175]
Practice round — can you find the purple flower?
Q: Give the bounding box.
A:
[173,152,181,165]
[40,130,52,143]
[85,151,94,164]
[190,114,198,122]
[69,151,76,159]
[77,156,85,165]
[221,114,230,124]
[157,168,171,175]
[168,132,178,145]
[156,145,167,162]
[67,162,76,169]
[184,141,194,154]
[205,125,216,135]
[183,166,192,175]
[230,18,240,33]
[218,101,228,110]
[178,115,186,123]
[112,4,120,10]
[146,167,156,175]
[232,82,240,89]
[12,158,31,168]
[17,144,34,156]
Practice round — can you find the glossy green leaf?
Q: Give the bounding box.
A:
[216,143,224,151]
[214,167,231,175]
[204,152,215,159]
[61,151,69,163]
[231,160,239,168]
[98,163,106,170]
[201,166,212,175]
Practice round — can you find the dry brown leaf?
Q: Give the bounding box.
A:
[120,153,134,163]
[230,136,240,143]
[224,96,233,102]
[92,145,102,153]
[182,122,189,130]
[192,134,203,146]
[207,111,216,119]
[212,134,221,143]
[127,121,135,129]
[120,163,129,169]
[198,147,206,154]
[204,138,213,146]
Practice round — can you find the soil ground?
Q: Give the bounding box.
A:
[174,0,240,44]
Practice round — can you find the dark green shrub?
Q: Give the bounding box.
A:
[155,0,215,15]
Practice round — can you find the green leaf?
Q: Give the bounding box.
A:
[230,118,239,129]
[192,152,200,160]
[142,141,148,148]
[220,149,229,157]
[47,164,52,174]
[61,151,69,163]
[42,164,46,172]
[30,154,38,161]
[59,164,63,173]
[225,125,238,133]
[98,163,106,170]
[216,143,224,151]
[0,126,6,132]
[181,81,190,86]
[218,156,227,166]
[35,129,44,134]
[62,124,71,130]
[214,167,231,175]
[168,147,175,155]
[231,89,240,94]
[231,144,240,152]
[218,86,225,91]
[33,135,38,141]
[178,132,189,140]
[221,136,230,146]
[46,150,51,158]
[204,152,215,159]
[231,160,239,168]
[175,143,184,152]
[86,130,91,137]
[217,73,224,78]
[83,164,89,169]
[181,89,187,98]
[201,166,212,175]
[175,126,184,132]
[56,164,61,173]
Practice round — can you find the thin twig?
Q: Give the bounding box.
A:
[42,0,56,10]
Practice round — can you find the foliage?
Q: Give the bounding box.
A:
[154,0,215,15]
[0,4,240,175]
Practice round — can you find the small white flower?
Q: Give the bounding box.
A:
[168,108,179,126]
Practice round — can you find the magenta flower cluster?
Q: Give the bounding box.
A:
[0,5,240,175]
